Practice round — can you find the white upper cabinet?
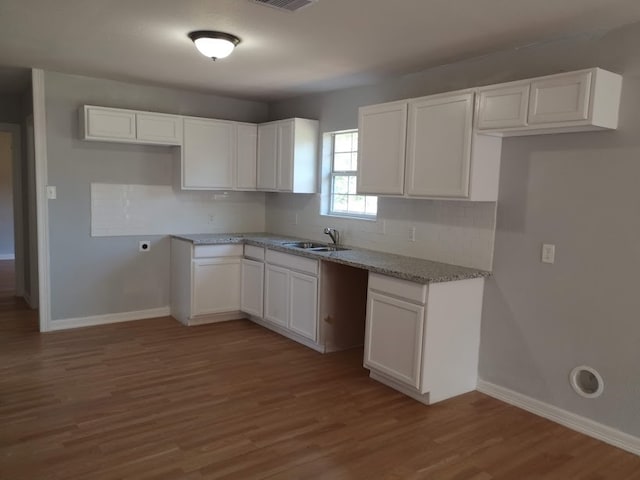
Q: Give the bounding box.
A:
[136,112,182,145]
[358,92,500,201]
[83,106,136,142]
[476,68,622,136]
[405,92,474,198]
[357,101,407,195]
[257,118,318,193]
[182,117,235,190]
[476,83,530,129]
[236,123,258,191]
[528,70,591,124]
[82,106,182,145]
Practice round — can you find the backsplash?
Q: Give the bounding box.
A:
[266,193,497,270]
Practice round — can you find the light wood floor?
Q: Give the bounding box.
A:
[1,260,639,479]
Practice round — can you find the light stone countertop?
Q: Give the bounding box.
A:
[172,232,490,284]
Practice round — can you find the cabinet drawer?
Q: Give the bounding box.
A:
[368,273,427,304]
[193,244,243,258]
[265,250,318,275]
[244,244,265,261]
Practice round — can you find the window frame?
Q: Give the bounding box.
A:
[328,130,377,219]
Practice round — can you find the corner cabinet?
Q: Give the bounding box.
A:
[476,68,622,136]
[257,118,319,193]
[358,91,502,201]
[364,273,485,405]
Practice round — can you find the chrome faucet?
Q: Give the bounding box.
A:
[323,227,340,245]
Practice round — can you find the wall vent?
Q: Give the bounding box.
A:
[250,0,318,12]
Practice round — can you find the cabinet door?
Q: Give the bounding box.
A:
[405,92,473,198]
[192,258,241,315]
[477,84,529,129]
[241,258,264,318]
[183,118,235,189]
[528,71,592,124]
[136,112,182,144]
[264,264,289,328]
[257,123,278,190]
[357,102,407,195]
[277,120,295,191]
[364,291,425,389]
[85,106,136,141]
[289,271,318,341]
[236,123,258,190]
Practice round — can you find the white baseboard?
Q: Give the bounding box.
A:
[477,379,640,456]
[50,306,171,331]
[0,254,15,260]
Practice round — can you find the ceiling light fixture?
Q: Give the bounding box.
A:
[188,31,241,61]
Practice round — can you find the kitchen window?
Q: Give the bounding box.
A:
[329,130,377,218]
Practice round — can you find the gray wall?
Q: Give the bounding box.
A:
[268,22,640,438]
[45,72,268,320]
[0,131,14,256]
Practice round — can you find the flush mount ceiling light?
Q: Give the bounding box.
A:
[188,31,241,61]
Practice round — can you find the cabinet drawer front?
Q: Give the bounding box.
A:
[86,106,136,140]
[364,291,425,389]
[477,84,529,129]
[244,244,265,261]
[368,273,427,304]
[265,250,318,275]
[193,244,243,258]
[136,113,182,144]
[529,71,592,124]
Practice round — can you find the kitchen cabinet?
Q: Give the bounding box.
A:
[236,123,258,190]
[181,117,235,190]
[170,239,244,326]
[257,118,319,193]
[358,91,501,201]
[364,272,485,405]
[81,105,181,145]
[241,245,265,318]
[357,101,407,195]
[263,249,319,342]
[476,68,622,136]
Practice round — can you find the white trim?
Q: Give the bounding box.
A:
[247,314,325,353]
[477,379,640,456]
[49,306,171,331]
[0,254,15,260]
[32,69,51,332]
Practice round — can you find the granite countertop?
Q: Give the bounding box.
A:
[172,233,490,284]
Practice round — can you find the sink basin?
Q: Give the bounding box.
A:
[282,241,326,249]
[309,246,350,252]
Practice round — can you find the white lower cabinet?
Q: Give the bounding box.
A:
[240,258,264,318]
[264,264,289,328]
[262,250,319,342]
[193,258,241,315]
[364,272,485,405]
[170,239,244,326]
[289,271,318,340]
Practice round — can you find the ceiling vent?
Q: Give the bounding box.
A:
[250,0,318,12]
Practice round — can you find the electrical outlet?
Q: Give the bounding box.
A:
[47,186,57,199]
[139,241,151,252]
[294,213,299,225]
[541,243,555,264]
[409,226,416,242]
[208,214,216,224]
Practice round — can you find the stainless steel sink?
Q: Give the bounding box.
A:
[282,241,326,249]
[282,242,350,252]
[309,246,350,252]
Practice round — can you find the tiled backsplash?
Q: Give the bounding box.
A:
[91,183,266,236]
[266,193,496,270]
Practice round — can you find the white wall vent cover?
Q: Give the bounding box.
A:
[250,0,318,12]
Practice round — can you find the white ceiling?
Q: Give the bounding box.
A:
[1,0,639,100]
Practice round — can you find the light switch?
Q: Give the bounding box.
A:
[542,243,555,264]
[47,186,57,200]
